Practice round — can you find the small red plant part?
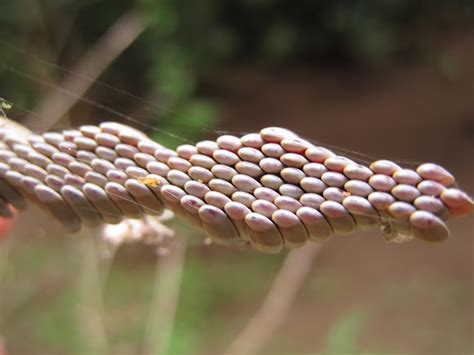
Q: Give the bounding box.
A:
[0,205,17,241]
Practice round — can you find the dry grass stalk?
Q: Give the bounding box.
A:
[223,243,323,355]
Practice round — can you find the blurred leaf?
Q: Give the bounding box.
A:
[262,23,297,58]
[320,310,368,355]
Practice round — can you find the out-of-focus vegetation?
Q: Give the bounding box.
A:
[1,1,473,145]
[3,226,472,354]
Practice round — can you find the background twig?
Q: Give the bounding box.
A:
[223,243,323,355]
[76,233,109,355]
[26,10,147,130]
[144,241,187,355]
[0,237,13,334]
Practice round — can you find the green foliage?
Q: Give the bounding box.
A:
[0,98,12,117]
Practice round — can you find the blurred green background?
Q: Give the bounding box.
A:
[0,1,473,354]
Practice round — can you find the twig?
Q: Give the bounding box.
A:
[144,241,187,355]
[223,243,324,355]
[26,10,148,130]
[0,237,14,332]
[76,233,109,355]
